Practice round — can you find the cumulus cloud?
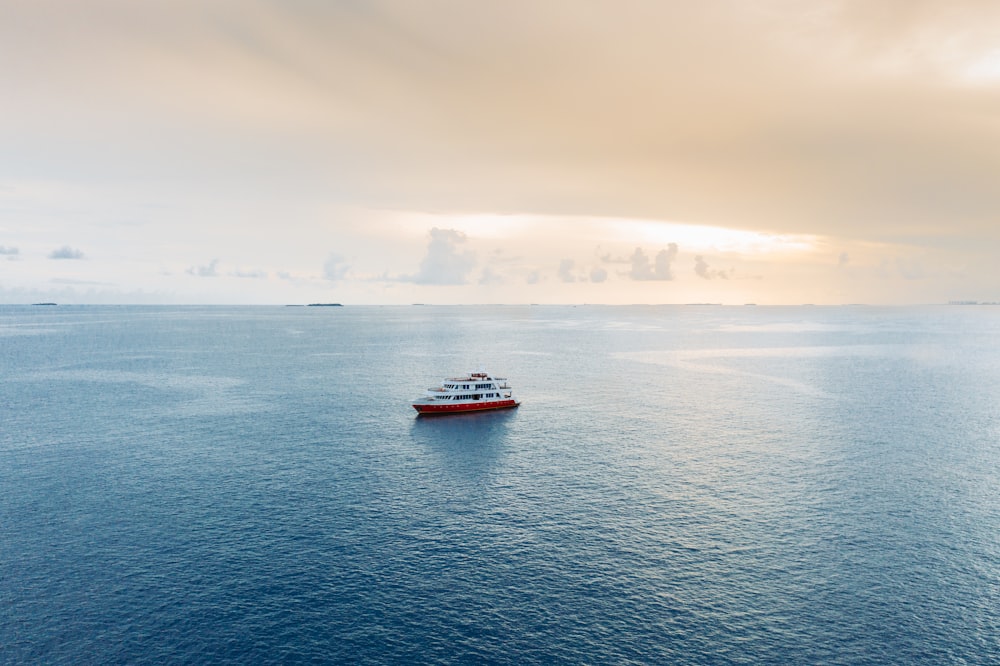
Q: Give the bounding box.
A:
[407,228,476,285]
[558,259,576,283]
[49,246,84,260]
[694,255,731,280]
[590,266,608,283]
[526,270,540,285]
[187,259,219,277]
[629,244,678,281]
[694,256,711,278]
[0,245,18,259]
[323,253,350,281]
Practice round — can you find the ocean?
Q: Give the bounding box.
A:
[2,304,998,664]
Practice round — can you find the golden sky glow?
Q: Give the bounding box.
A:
[2,1,999,303]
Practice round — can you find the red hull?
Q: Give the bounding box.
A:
[413,399,520,415]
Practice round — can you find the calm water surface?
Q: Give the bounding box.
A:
[2,305,999,664]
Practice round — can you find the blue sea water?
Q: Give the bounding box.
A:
[2,304,999,664]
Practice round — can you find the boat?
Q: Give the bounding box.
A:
[412,370,520,415]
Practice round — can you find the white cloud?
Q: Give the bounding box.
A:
[323,253,350,281]
[557,259,576,283]
[0,245,18,260]
[49,246,85,260]
[187,259,219,277]
[629,245,677,281]
[406,228,476,285]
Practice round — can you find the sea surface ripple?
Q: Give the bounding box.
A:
[2,305,998,664]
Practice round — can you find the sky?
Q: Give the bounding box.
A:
[2,0,999,304]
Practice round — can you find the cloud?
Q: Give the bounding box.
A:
[600,252,627,264]
[489,248,521,264]
[0,245,18,259]
[49,246,84,260]
[8,0,998,250]
[557,259,576,283]
[4,2,1000,304]
[629,244,678,281]
[589,267,608,283]
[407,228,476,285]
[187,259,219,277]
[694,255,730,280]
[323,253,350,281]
[478,266,503,285]
[838,252,850,268]
[526,270,540,285]
[231,268,268,279]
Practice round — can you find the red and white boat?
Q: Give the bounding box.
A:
[412,370,520,415]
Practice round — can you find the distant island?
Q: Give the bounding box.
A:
[31,302,57,306]
[307,303,343,307]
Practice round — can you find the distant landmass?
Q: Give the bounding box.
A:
[307,303,343,307]
[31,302,57,306]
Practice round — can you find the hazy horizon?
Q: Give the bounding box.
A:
[3,1,1000,305]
